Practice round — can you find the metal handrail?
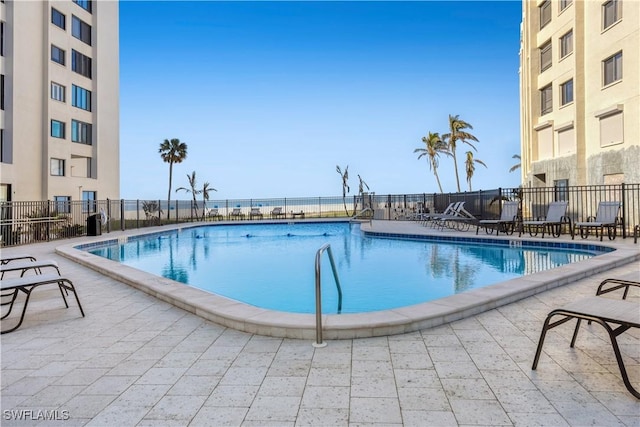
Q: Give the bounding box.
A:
[351,207,374,222]
[313,243,343,347]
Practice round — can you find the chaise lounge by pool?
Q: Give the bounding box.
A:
[56,219,639,340]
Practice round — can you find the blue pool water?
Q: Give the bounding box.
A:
[88,222,596,314]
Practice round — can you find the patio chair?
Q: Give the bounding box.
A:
[519,201,570,238]
[228,208,245,220]
[249,207,263,220]
[1,255,36,265]
[1,273,85,334]
[532,278,640,399]
[572,201,621,241]
[432,202,475,231]
[270,207,286,219]
[0,260,60,279]
[205,208,223,220]
[422,202,460,226]
[476,201,519,235]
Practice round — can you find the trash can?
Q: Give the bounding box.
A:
[87,214,102,236]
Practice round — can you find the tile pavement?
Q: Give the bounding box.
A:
[1,226,639,426]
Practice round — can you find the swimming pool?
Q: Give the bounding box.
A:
[87,222,597,314]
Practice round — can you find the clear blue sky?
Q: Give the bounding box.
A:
[120,1,522,200]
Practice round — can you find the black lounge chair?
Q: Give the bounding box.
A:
[532,278,640,399]
[1,273,85,334]
[476,201,519,235]
[572,201,620,241]
[0,259,60,279]
[1,255,37,265]
[519,201,570,238]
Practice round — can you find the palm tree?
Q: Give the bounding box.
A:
[414,131,450,193]
[509,154,521,173]
[464,151,487,191]
[442,115,479,192]
[159,138,188,220]
[200,181,217,218]
[176,171,200,218]
[356,174,370,212]
[336,165,351,216]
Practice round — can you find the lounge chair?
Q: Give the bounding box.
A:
[205,208,223,220]
[532,278,640,399]
[249,208,263,220]
[476,201,519,235]
[1,255,37,265]
[572,201,621,241]
[422,202,460,226]
[270,207,286,219]
[0,260,60,279]
[1,273,85,334]
[519,201,570,238]
[432,202,475,231]
[228,208,245,220]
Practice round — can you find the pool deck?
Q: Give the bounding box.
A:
[1,219,639,425]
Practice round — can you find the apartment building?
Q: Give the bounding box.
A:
[519,0,639,188]
[0,0,119,204]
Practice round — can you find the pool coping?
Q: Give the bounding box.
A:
[55,219,640,340]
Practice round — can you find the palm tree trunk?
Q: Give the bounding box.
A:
[167,162,173,220]
[433,165,444,193]
[452,151,461,192]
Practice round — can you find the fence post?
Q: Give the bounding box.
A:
[621,183,627,238]
[120,199,125,231]
[106,198,111,233]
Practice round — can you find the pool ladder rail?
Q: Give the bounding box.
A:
[313,243,343,348]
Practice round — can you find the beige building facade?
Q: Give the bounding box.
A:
[0,0,119,203]
[519,0,639,188]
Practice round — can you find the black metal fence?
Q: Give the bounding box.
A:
[1,184,639,247]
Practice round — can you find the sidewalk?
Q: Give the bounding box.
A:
[1,227,639,426]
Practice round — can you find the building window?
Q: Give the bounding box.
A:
[560,30,573,59]
[51,8,66,30]
[50,158,65,176]
[72,84,91,111]
[72,119,92,145]
[51,45,66,66]
[0,129,4,163]
[603,0,621,30]
[71,50,92,79]
[603,51,622,86]
[72,16,91,45]
[554,179,569,202]
[51,82,66,102]
[83,190,96,213]
[560,79,573,105]
[599,111,624,147]
[51,120,66,138]
[540,41,552,72]
[540,84,552,115]
[73,0,92,13]
[1,74,3,110]
[54,196,71,214]
[1,21,4,57]
[539,1,551,29]
[560,0,573,11]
